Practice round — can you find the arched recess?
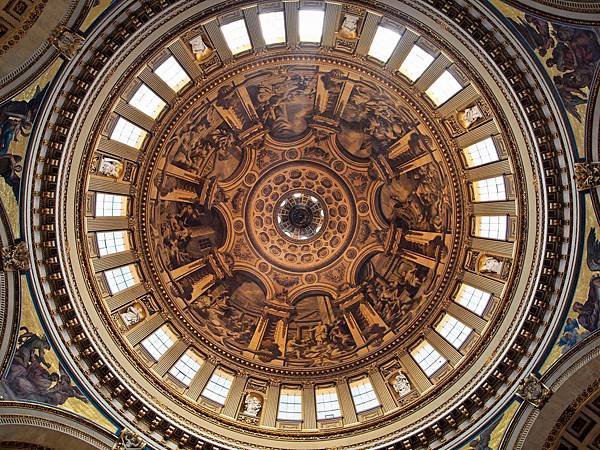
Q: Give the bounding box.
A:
[0,402,116,450]
[500,332,600,449]
[500,0,600,24]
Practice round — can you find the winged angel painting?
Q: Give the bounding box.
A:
[557,228,600,353]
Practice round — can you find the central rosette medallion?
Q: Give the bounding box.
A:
[244,159,358,273]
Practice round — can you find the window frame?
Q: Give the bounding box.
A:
[201,369,234,406]
[169,349,204,386]
[367,25,402,63]
[315,385,342,421]
[141,324,176,361]
[349,377,380,414]
[410,340,447,377]
[298,9,325,43]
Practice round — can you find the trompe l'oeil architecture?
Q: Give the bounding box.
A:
[0,1,599,449]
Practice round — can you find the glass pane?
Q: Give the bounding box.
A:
[221,19,252,55]
[169,350,203,386]
[277,388,302,421]
[129,84,166,119]
[425,70,462,106]
[411,341,446,376]
[96,230,127,256]
[435,314,472,349]
[455,284,491,316]
[316,386,341,420]
[104,264,136,294]
[110,117,147,148]
[259,11,286,45]
[202,370,233,405]
[349,378,380,413]
[368,26,401,63]
[399,45,434,81]
[154,56,191,92]
[141,325,174,361]
[299,10,324,43]
[473,176,506,202]
[95,193,127,217]
[475,216,508,240]
[463,137,499,168]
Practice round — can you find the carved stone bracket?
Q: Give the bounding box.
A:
[47,25,84,60]
[1,241,30,272]
[516,373,552,408]
[113,428,146,450]
[574,162,600,191]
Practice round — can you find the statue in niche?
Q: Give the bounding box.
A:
[458,104,483,129]
[189,34,213,61]
[98,156,123,178]
[392,372,411,396]
[338,14,359,39]
[480,256,503,274]
[120,303,145,327]
[242,393,263,417]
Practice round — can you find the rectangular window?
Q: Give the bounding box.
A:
[411,341,446,377]
[368,26,401,63]
[435,314,472,349]
[316,386,341,420]
[425,70,462,106]
[96,230,128,256]
[110,117,147,148]
[202,370,233,405]
[221,19,252,55]
[463,137,499,168]
[129,84,166,119]
[104,264,137,294]
[455,284,491,316]
[141,324,175,361]
[277,388,302,421]
[169,350,203,386]
[472,176,507,202]
[95,193,127,217]
[399,45,434,81]
[475,215,508,240]
[259,11,286,45]
[299,9,324,43]
[154,56,191,92]
[349,377,380,413]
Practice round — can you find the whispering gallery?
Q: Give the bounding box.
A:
[0,0,599,449]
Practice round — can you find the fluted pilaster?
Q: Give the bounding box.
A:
[261,383,280,427]
[154,340,187,376]
[187,360,216,401]
[399,354,432,393]
[126,313,165,347]
[369,370,397,412]
[336,381,358,425]
[221,374,248,418]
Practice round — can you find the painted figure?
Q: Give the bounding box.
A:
[2,328,87,405]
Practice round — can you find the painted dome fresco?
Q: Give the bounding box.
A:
[3,0,596,449]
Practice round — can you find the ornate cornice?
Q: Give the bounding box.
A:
[20,0,578,449]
